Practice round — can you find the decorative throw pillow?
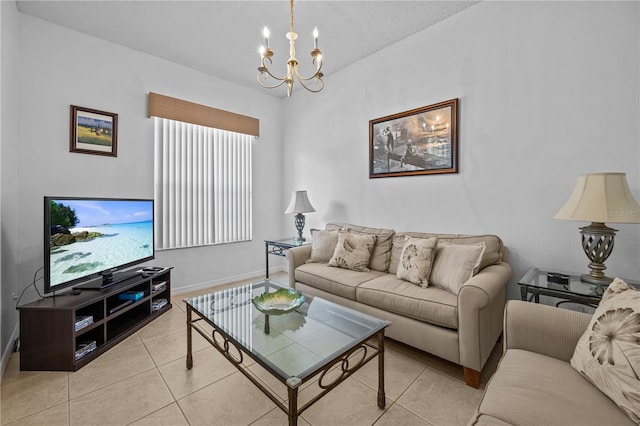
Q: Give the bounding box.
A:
[429,241,485,295]
[570,278,640,423]
[395,236,438,287]
[328,231,376,272]
[305,229,339,264]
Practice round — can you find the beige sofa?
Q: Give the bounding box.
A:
[470,300,634,425]
[286,223,512,388]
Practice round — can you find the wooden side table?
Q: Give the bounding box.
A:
[264,238,310,279]
[518,266,639,308]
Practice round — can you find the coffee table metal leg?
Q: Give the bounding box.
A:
[377,330,386,409]
[186,306,193,369]
[287,385,298,426]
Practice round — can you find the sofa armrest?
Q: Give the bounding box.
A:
[458,262,512,371]
[285,245,312,288]
[504,300,591,362]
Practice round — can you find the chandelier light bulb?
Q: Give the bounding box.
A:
[313,27,319,49]
[263,26,270,48]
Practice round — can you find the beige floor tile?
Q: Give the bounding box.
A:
[171,296,187,312]
[242,362,318,401]
[141,328,210,367]
[111,331,144,351]
[1,353,66,388]
[373,403,435,426]
[2,402,69,426]
[250,407,311,426]
[298,376,391,426]
[352,343,427,401]
[129,402,189,426]
[137,308,187,341]
[1,370,69,425]
[68,343,156,399]
[396,368,483,426]
[69,369,173,426]
[159,347,238,400]
[178,372,275,426]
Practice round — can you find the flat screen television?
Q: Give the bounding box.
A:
[44,197,154,293]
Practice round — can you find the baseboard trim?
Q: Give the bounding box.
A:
[1,323,19,380]
[171,267,285,295]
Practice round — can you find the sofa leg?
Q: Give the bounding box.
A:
[463,367,480,388]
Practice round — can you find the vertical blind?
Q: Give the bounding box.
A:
[154,117,252,250]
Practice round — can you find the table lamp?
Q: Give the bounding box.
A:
[284,190,315,243]
[555,172,640,285]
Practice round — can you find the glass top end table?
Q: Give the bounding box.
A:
[184,280,389,425]
[518,267,640,308]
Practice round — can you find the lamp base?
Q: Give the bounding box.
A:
[580,273,613,286]
[294,213,306,243]
[579,222,617,288]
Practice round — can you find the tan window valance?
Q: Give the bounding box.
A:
[148,92,259,137]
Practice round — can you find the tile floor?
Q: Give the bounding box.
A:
[0,272,501,426]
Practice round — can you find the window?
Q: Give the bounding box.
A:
[153,117,253,249]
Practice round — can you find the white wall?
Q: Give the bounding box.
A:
[15,14,284,302]
[1,0,21,371]
[282,1,640,299]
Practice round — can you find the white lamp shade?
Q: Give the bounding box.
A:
[284,190,316,214]
[555,172,640,223]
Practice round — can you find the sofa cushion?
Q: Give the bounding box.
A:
[295,263,385,301]
[389,232,503,274]
[356,274,458,329]
[396,236,438,288]
[429,241,485,295]
[475,349,635,426]
[306,229,339,263]
[570,278,640,423]
[328,231,376,272]
[326,223,395,272]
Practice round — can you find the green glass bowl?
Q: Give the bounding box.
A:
[252,288,306,315]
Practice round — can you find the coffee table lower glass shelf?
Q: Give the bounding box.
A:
[184,279,390,426]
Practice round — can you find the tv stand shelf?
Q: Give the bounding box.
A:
[19,267,173,371]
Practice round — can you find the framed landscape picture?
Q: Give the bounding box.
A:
[70,105,118,157]
[369,98,458,178]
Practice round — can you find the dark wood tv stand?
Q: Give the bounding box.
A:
[19,267,173,371]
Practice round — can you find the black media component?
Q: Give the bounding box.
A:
[546,272,571,285]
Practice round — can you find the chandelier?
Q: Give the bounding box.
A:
[257,0,324,97]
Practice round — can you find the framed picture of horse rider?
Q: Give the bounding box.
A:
[369,99,458,178]
[70,105,118,157]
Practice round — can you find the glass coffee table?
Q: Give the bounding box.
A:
[184,280,389,426]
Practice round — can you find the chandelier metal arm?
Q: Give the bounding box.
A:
[257,56,290,88]
[293,66,324,92]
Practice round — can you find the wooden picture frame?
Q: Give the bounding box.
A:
[70,105,118,157]
[369,99,458,178]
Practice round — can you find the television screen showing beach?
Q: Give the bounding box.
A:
[49,199,153,288]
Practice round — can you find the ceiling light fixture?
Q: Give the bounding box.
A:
[257,0,324,97]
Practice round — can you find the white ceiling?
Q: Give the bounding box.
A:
[16,1,479,97]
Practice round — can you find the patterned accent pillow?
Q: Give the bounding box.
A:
[328,231,376,272]
[306,229,339,264]
[396,236,438,287]
[429,241,485,295]
[570,278,640,423]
